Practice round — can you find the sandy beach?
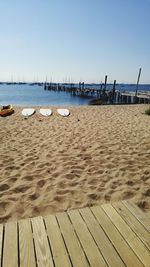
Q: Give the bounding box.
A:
[0,104,150,223]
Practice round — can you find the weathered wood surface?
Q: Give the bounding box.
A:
[0,201,149,267]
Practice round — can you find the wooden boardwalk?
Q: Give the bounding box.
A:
[0,200,150,267]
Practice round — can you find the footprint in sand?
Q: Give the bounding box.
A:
[37,180,46,188]
[88,193,99,200]
[143,189,150,197]
[13,185,30,193]
[0,184,10,191]
[138,201,149,210]
[126,180,134,186]
[141,175,149,181]
[29,192,40,200]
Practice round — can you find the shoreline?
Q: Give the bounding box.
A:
[0,104,150,223]
[1,102,150,108]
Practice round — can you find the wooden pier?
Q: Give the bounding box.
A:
[0,200,150,266]
[120,92,150,104]
[44,82,150,105]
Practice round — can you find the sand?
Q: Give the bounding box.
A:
[0,104,150,223]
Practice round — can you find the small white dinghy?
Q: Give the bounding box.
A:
[39,109,52,117]
[57,109,70,117]
[22,108,35,117]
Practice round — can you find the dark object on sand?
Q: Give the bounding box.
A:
[145,107,150,115]
[0,105,14,117]
[88,99,103,105]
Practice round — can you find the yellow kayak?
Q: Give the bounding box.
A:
[0,105,14,117]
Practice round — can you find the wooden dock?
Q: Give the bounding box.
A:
[44,82,150,105]
[121,92,150,104]
[0,200,150,267]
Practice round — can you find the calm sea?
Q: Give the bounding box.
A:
[0,83,150,106]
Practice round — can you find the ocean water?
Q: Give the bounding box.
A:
[0,83,149,106]
[0,84,91,106]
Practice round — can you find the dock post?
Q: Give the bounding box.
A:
[100,83,103,96]
[112,80,116,92]
[82,82,84,90]
[79,82,81,90]
[104,75,107,92]
[112,80,116,103]
[135,68,141,96]
[44,82,47,90]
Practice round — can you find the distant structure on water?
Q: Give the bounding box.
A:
[1,68,150,105]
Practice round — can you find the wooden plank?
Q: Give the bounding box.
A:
[79,207,125,267]
[0,224,3,265]
[113,202,150,251]
[123,200,150,232]
[123,200,147,217]
[44,214,71,267]
[68,209,108,267]
[56,212,89,267]
[102,203,150,267]
[31,216,54,267]
[91,205,144,267]
[3,221,18,267]
[19,219,36,267]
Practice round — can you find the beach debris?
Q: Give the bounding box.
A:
[0,105,14,117]
[145,107,150,115]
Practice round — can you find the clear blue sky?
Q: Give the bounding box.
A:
[0,0,150,83]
